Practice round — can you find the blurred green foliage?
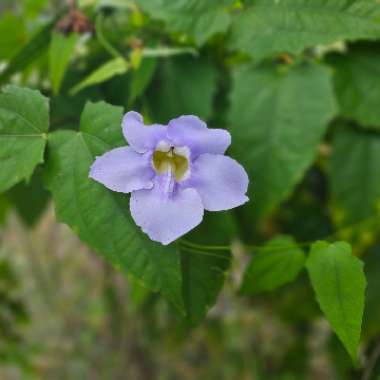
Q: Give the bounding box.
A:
[1,0,380,379]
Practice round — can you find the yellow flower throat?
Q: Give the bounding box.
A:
[152,147,189,181]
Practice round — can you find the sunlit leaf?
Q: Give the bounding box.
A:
[70,57,129,95]
[142,46,198,58]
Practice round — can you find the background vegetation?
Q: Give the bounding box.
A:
[1,0,380,379]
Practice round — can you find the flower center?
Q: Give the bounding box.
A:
[152,146,189,181]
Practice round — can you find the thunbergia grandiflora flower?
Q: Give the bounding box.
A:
[89,112,249,245]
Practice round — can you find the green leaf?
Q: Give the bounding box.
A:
[23,0,49,18]
[70,57,129,95]
[49,32,79,95]
[180,212,235,325]
[44,101,184,313]
[0,195,10,225]
[0,86,49,193]
[128,275,152,311]
[329,45,380,129]
[137,0,233,45]
[180,247,230,326]
[306,241,366,362]
[0,20,55,85]
[362,245,380,340]
[228,0,380,60]
[229,62,336,218]
[241,236,305,294]
[0,12,27,60]
[330,128,380,225]
[128,57,157,106]
[148,57,218,123]
[7,170,49,227]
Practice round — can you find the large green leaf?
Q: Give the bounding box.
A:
[0,86,49,194]
[44,101,184,313]
[329,45,380,129]
[137,0,233,45]
[241,236,305,294]
[229,62,336,218]
[330,128,380,225]
[228,0,380,60]
[180,212,235,325]
[306,241,366,361]
[49,32,79,95]
[148,57,218,123]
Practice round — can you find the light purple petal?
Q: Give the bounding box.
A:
[130,181,204,245]
[185,153,249,211]
[167,115,231,157]
[89,146,154,193]
[122,111,167,153]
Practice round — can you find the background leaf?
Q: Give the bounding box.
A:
[362,244,380,340]
[137,0,233,45]
[49,32,79,95]
[0,12,27,60]
[0,195,10,225]
[7,170,49,227]
[128,57,157,106]
[0,19,55,85]
[70,57,129,95]
[228,0,380,60]
[330,127,380,226]
[0,86,49,193]
[148,57,218,123]
[180,212,235,326]
[229,62,337,218]
[241,236,305,294]
[306,241,366,362]
[23,0,49,19]
[329,45,380,130]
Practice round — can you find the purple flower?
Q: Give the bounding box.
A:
[89,112,249,245]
